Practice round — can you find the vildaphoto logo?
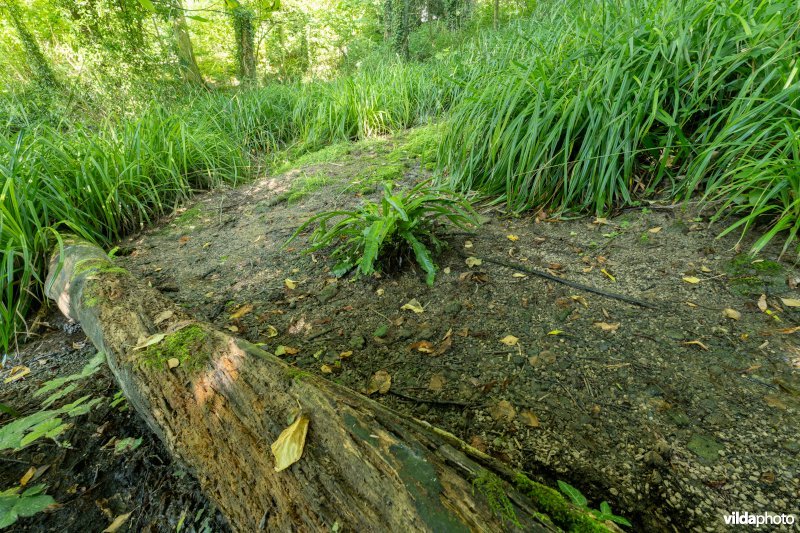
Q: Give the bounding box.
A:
[724,512,796,527]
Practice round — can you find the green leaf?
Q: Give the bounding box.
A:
[359,220,385,276]
[557,480,588,508]
[186,15,211,22]
[137,0,156,12]
[403,232,436,285]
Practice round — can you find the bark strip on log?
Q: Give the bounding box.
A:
[45,241,558,532]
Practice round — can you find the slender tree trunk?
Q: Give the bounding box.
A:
[494,0,499,30]
[2,0,59,88]
[44,241,597,532]
[170,0,205,86]
[231,6,257,85]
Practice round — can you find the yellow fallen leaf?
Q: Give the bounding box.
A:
[103,512,133,533]
[230,303,254,320]
[594,322,620,332]
[685,301,698,308]
[570,295,588,307]
[777,326,800,334]
[757,294,768,312]
[443,267,451,275]
[465,257,482,268]
[133,333,166,351]
[265,325,278,338]
[271,415,310,472]
[274,345,299,356]
[500,335,519,346]
[4,366,30,383]
[723,308,741,320]
[225,325,239,332]
[153,310,174,325]
[593,217,609,225]
[683,340,709,351]
[320,364,333,374]
[648,226,662,233]
[167,358,180,369]
[519,410,540,428]
[19,466,36,486]
[489,400,516,422]
[284,279,297,290]
[464,241,473,249]
[682,276,700,284]
[338,351,353,359]
[376,287,385,296]
[366,370,391,395]
[601,269,616,282]
[547,330,563,336]
[700,265,712,273]
[512,273,527,278]
[507,234,519,241]
[780,297,800,308]
[401,298,424,314]
[428,373,445,392]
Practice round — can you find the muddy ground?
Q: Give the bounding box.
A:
[2,130,799,531]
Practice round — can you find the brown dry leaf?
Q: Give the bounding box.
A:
[103,512,133,533]
[780,297,800,308]
[459,271,488,283]
[763,395,787,410]
[167,358,180,369]
[401,299,424,314]
[500,335,519,346]
[19,466,36,486]
[570,295,588,307]
[594,322,620,332]
[456,327,469,337]
[489,400,516,422]
[230,304,254,320]
[519,410,540,428]
[271,415,310,472]
[408,341,435,353]
[469,435,488,453]
[274,345,299,356]
[757,294,768,312]
[723,308,741,320]
[178,236,190,244]
[133,333,166,351]
[683,340,709,351]
[366,370,391,395]
[776,326,800,334]
[153,310,174,325]
[434,335,453,356]
[648,226,662,233]
[593,217,609,225]
[682,276,701,284]
[507,234,519,241]
[465,256,482,268]
[428,373,445,392]
[284,279,298,290]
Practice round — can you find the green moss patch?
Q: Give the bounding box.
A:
[140,325,211,373]
[725,254,785,296]
[514,474,611,532]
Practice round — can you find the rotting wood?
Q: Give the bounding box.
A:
[45,240,570,532]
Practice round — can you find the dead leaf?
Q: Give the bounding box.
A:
[547,330,563,336]
[271,415,310,472]
[265,325,278,338]
[648,226,662,233]
[464,240,473,249]
[19,466,36,486]
[225,325,239,332]
[763,395,787,410]
[434,334,453,356]
[489,400,516,422]
[320,364,333,374]
[428,373,445,392]
[519,410,540,428]
[465,257,482,268]
[683,340,709,351]
[570,295,588,307]
[4,366,30,383]
[512,273,527,279]
[700,265,712,273]
[723,308,741,320]
[133,333,166,351]
[686,301,698,308]
[682,276,701,284]
[230,304,254,320]
[443,267,451,275]
[507,234,519,241]
[459,271,488,283]
[594,322,620,332]
[601,269,616,282]
[167,358,180,369]
[780,297,800,308]
[275,345,299,356]
[284,279,298,290]
[338,351,353,359]
[500,335,519,346]
[593,217,609,225]
[376,288,385,296]
[103,512,132,533]
[366,370,391,395]
[401,299,424,314]
[758,294,768,312]
[153,310,174,325]
[776,326,800,334]
[408,341,435,353]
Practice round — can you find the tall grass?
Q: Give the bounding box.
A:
[441,0,800,254]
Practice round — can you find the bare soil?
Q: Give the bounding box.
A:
[3,131,799,531]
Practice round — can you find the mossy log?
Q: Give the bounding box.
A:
[45,240,565,532]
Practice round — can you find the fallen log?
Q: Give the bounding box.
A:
[45,240,609,532]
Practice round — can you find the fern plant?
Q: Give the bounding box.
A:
[558,480,632,527]
[287,180,477,285]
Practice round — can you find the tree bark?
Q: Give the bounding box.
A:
[170,0,205,86]
[231,6,257,85]
[45,241,562,532]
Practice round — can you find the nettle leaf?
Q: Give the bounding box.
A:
[557,480,588,508]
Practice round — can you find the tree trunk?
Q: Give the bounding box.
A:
[170,0,205,86]
[45,240,569,532]
[231,6,257,85]
[2,0,59,88]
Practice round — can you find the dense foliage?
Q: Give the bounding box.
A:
[1,0,798,353]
